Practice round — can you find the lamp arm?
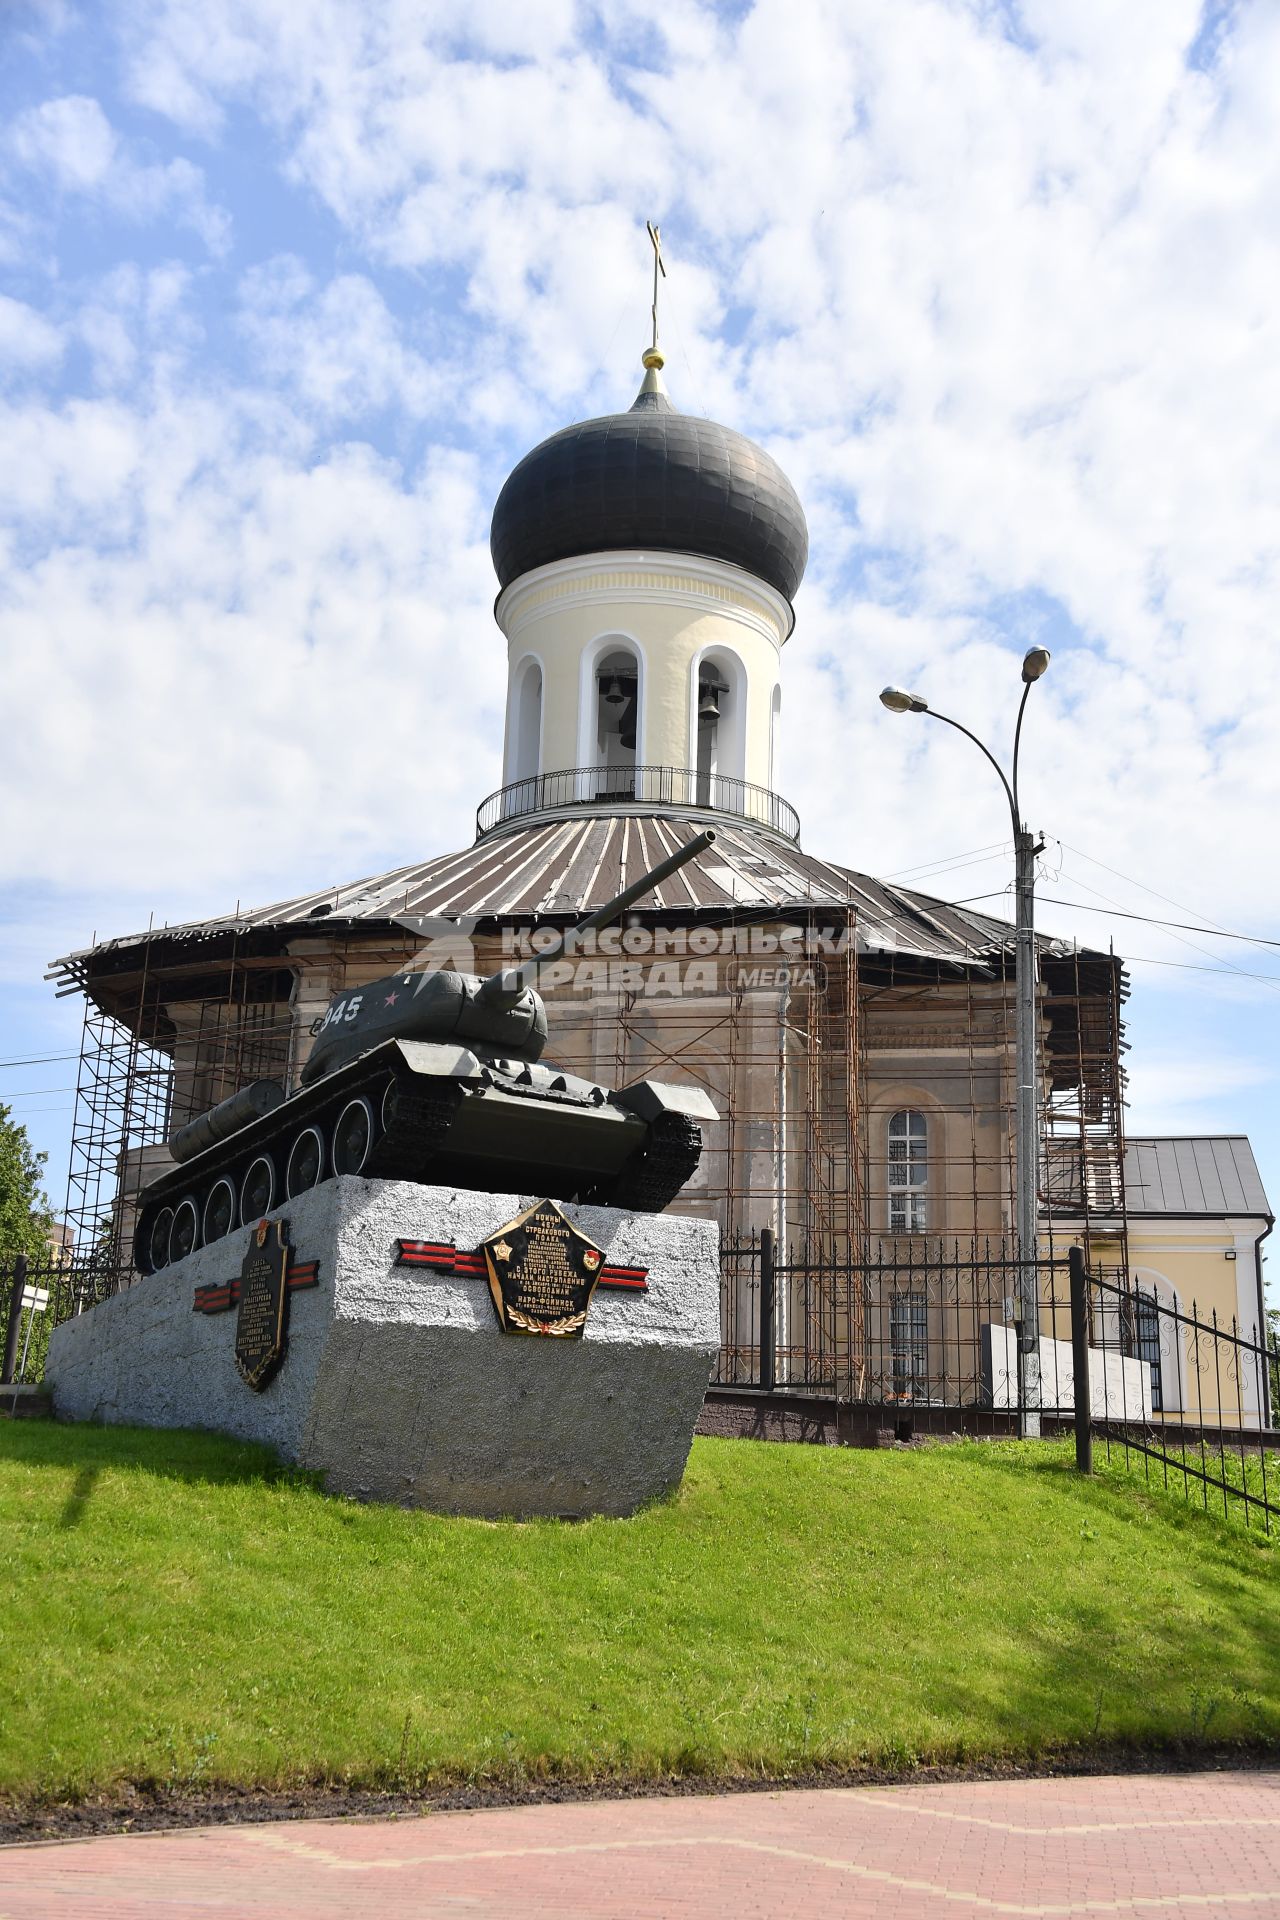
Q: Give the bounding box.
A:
[926,708,1019,835]
[1010,679,1034,827]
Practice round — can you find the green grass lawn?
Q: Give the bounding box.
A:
[0,1424,1275,1805]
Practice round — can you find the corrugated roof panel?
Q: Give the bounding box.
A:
[1123,1137,1271,1218]
[1172,1138,1209,1212]
[53,812,1038,976]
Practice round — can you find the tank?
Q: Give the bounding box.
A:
[133,831,721,1275]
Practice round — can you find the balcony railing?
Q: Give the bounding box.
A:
[476,765,801,842]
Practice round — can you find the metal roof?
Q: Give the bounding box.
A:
[1124,1137,1272,1220]
[49,812,1063,986]
[489,368,809,602]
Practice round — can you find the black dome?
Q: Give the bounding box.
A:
[491,374,809,604]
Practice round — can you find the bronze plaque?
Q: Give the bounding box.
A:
[235,1218,290,1389]
[482,1199,606,1338]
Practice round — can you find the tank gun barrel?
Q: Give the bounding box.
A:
[479,828,716,1005]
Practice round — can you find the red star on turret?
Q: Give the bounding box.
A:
[384,990,399,1006]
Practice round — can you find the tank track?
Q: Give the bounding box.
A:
[594,1112,703,1214]
[134,1047,706,1275]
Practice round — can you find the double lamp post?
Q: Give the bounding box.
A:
[879,647,1051,1439]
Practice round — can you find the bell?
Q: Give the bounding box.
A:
[620,729,637,749]
[602,675,625,706]
[698,683,721,721]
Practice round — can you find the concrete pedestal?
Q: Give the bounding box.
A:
[45,1178,721,1518]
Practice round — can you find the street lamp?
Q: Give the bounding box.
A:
[879,647,1050,1439]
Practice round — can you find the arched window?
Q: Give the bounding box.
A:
[887,1109,928,1233]
[510,658,542,785]
[592,644,639,797]
[769,684,781,788]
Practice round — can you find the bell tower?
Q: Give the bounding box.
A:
[485,234,808,842]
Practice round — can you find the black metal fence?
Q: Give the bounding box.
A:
[475,765,802,841]
[714,1231,1074,1412]
[0,1252,132,1391]
[1073,1251,1279,1534]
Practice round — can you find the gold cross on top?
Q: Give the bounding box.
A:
[646,219,666,362]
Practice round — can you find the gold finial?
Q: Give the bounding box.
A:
[644,219,666,369]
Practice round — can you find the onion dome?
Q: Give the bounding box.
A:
[491,351,809,604]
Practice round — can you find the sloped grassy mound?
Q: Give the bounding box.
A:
[1,1424,1275,1801]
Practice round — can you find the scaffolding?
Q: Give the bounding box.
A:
[1040,946,1131,1283]
[54,895,1131,1401]
[63,998,173,1277]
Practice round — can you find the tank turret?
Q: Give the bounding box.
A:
[134,833,720,1275]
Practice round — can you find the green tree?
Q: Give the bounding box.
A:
[0,1102,53,1263]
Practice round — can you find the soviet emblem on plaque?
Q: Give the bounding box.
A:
[234,1218,291,1389]
[482,1199,607,1337]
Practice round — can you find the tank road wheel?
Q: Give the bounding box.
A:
[169,1196,201,1264]
[332,1097,375,1176]
[149,1206,175,1273]
[133,1202,161,1274]
[239,1154,276,1226]
[202,1177,237,1246]
[380,1079,399,1134]
[286,1125,326,1199]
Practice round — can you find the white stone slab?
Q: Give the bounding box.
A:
[981,1323,1154,1422]
[46,1178,721,1518]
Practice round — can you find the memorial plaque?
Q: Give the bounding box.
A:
[482,1199,606,1337]
[235,1218,290,1389]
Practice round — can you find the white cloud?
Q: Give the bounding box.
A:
[2,1,1274,947]
[1,0,1279,1209]
[236,259,442,422]
[1122,1052,1275,1139]
[0,334,503,915]
[0,294,62,372]
[6,93,230,253]
[9,94,116,189]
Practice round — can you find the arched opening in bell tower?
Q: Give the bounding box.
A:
[508,655,543,786]
[692,645,748,804]
[588,641,641,798]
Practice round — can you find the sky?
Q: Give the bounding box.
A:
[1,0,1278,1276]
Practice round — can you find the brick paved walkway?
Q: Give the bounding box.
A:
[1,1771,1277,1918]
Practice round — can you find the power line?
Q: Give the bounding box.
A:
[1003,893,1280,950]
[1060,839,1246,941]
[1120,954,1280,983]
[0,1052,81,1070]
[947,890,1280,987]
[882,841,1010,882]
[1049,857,1280,996]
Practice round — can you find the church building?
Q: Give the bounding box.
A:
[50,304,1270,1425]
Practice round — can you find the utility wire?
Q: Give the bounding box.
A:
[882,840,1009,880]
[950,890,1280,988]
[1047,859,1280,997]
[884,846,1014,887]
[0,1052,81,1070]
[1108,955,1280,984]
[1060,839,1247,942]
[952,893,1280,950]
